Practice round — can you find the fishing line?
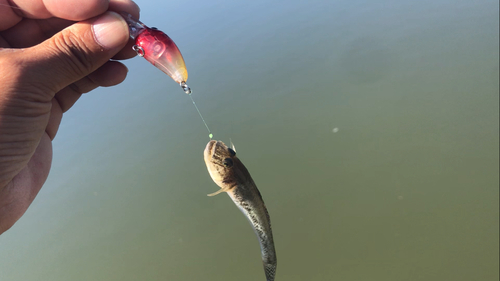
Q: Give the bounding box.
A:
[180,82,213,139]
[188,92,213,139]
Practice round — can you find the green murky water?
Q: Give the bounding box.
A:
[1,0,498,280]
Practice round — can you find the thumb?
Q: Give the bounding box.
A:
[17,11,129,101]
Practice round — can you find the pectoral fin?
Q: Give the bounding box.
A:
[207,186,231,197]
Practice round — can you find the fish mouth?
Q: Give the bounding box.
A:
[204,140,224,184]
[204,140,218,163]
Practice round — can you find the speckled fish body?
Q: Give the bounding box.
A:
[204,140,277,281]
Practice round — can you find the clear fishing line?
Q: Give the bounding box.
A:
[187,92,213,139]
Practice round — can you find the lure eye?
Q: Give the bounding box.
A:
[228,148,236,156]
[223,158,233,167]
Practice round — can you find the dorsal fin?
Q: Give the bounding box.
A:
[230,138,236,152]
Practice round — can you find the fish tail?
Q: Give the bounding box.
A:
[260,233,277,281]
[263,262,277,281]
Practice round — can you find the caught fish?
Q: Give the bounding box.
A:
[203,140,277,281]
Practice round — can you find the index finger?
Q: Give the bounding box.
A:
[13,0,109,19]
[0,0,109,30]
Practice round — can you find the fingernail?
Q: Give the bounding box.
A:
[92,12,128,49]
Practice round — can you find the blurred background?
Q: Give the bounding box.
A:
[1,0,498,280]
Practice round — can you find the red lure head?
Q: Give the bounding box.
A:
[135,28,188,84]
[121,12,189,92]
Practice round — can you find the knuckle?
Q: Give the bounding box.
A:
[50,29,96,77]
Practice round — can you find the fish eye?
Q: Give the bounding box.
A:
[228,148,236,156]
[223,158,233,167]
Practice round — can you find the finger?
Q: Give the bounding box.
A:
[108,0,140,19]
[45,98,62,140]
[108,0,140,60]
[43,0,109,21]
[0,0,22,31]
[54,60,128,112]
[49,60,128,139]
[2,19,136,59]
[1,0,139,31]
[1,18,73,48]
[40,0,141,21]
[53,86,82,115]
[8,11,129,103]
[48,60,128,139]
[1,0,140,55]
[111,38,137,60]
[0,0,108,31]
[88,60,128,87]
[10,0,108,21]
[49,61,127,137]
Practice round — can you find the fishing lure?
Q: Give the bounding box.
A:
[120,12,213,139]
[0,4,190,92]
[120,12,191,94]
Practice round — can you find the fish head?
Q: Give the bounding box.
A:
[204,140,239,189]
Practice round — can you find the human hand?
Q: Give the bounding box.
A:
[0,0,140,234]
